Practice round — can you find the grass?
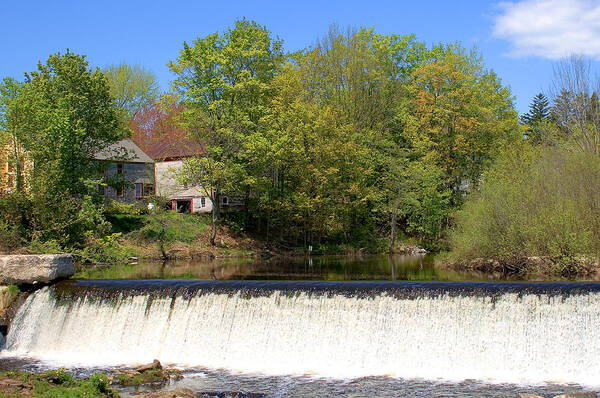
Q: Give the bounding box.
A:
[115,369,167,387]
[0,370,118,398]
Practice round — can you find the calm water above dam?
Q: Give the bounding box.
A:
[73,254,594,282]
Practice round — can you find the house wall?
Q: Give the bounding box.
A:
[155,160,184,197]
[102,162,154,203]
[192,197,212,213]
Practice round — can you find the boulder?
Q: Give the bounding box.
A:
[135,359,163,373]
[130,387,196,398]
[516,394,544,398]
[0,254,74,285]
[553,393,598,398]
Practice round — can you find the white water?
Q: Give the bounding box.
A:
[3,287,600,385]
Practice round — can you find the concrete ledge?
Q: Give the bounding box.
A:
[0,254,74,285]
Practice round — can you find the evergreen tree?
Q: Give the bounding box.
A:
[520,93,550,144]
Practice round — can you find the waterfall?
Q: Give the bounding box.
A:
[3,281,600,385]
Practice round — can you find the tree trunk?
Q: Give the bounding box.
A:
[389,210,397,253]
[209,192,220,246]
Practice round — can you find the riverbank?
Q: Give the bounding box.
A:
[61,211,426,264]
[438,255,600,279]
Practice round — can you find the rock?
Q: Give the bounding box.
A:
[198,393,266,398]
[553,393,598,398]
[0,254,74,285]
[136,359,163,373]
[516,394,544,398]
[130,387,196,398]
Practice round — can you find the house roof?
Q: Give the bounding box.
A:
[93,139,154,163]
[146,131,204,161]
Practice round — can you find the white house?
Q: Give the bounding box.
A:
[146,131,212,213]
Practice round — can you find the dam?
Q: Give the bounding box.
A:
[2,280,600,388]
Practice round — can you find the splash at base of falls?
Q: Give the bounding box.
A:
[3,280,600,385]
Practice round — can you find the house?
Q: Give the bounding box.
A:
[93,139,155,203]
[145,131,213,213]
[0,143,30,195]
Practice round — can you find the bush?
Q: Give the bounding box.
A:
[0,220,22,252]
[28,239,63,254]
[449,146,600,262]
[0,193,32,250]
[73,232,131,263]
[104,200,147,215]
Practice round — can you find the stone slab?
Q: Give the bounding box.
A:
[0,254,74,285]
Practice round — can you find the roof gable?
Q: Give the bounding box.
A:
[93,139,154,163]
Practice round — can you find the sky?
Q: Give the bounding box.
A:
[2,0,600,114]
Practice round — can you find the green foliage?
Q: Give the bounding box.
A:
[37,369,75,385]
[88,373,112,394]
[0,51,128,255]
[17,51,126,199]
[1,25,523,256]
[7,284,19,295]
[104,199,147,215]
[28,238,62,254]
[133,211,207,243]
[450,146,600,262]
[521,93,551,144]
[166,22,520,250]
[170,18,284,245]
[105,214,146,234]
[128,210,208,257]
[0,192,31,251]
[103,63,160,117]
[115,369,166,386]
[0,370,118,398]
[1,51,126,251]
[73,233,131,264]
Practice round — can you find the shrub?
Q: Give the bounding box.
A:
[73,233,131,263]
[28,239,63,254]
[104,200,147,215]
[449,146,600,263]
[0,220,22,252]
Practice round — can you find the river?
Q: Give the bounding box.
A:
[1,255,598,397]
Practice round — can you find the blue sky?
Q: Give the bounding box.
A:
[2,0,599,114]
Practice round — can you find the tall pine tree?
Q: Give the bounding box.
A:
[520,93,550,144]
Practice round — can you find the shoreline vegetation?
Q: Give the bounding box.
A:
[0,360,184,398]
[1,20,600,278]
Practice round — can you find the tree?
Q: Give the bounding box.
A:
[129,95,184,151]
[11,51,126,245]
[549,55,600,154]
[103,63,160,117]
[520,93,550,144]
[169,19,284,245]
[405,45,520,205]
[0,78,27,192]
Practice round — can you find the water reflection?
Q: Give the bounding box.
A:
[75,255,528,282]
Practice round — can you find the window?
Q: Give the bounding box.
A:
[135,183,143,199]
[201,197,206,207]
[116,185,124,198]
[117,163,123,174]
